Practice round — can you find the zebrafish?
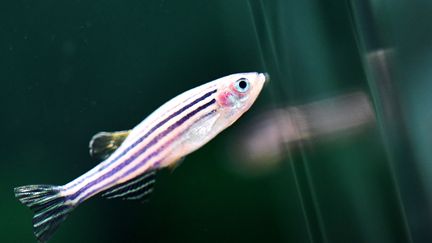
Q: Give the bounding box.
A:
[14,72,268,242]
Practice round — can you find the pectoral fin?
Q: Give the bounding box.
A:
[89,130,131,160]
[168,157,185,171]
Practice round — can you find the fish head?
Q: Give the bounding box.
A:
[214,72,268,127]
[158,72,268,159]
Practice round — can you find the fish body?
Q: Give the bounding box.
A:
[14,72,268,242]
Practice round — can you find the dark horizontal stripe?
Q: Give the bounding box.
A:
[97,89,217,171]
[66,88,217,189]
[121,109,218,177]
[72,98,217,201]
[78,107,217,202]
[77,105,217,202]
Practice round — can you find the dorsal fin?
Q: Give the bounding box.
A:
[101,170,156,202]
[89,130,131,160]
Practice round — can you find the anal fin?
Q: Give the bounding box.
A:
[89,130,131,160]
[102,170,156,202]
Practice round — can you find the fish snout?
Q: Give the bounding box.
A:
[258,72,270,84]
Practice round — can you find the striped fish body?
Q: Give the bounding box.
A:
[14,72,268,242]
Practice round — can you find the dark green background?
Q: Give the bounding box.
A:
[2,0,432,242]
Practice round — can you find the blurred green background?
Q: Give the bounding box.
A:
[1,0,432,242]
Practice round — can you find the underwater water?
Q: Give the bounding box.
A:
[2,0,432,242]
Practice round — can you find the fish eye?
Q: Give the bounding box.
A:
[234,78,249,93]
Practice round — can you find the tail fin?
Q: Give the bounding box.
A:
[14,185,75,243]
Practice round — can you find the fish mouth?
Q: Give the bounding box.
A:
[258,72,270,84]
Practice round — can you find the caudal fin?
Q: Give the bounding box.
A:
[14,185,75,243]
